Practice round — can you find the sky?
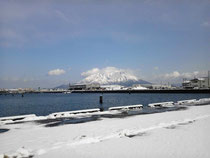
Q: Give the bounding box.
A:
[0,0,210,88]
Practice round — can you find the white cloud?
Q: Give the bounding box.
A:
[163,71,201,79]
[48,69,66,76]
[164,71,180,78]
[81,68,100,77]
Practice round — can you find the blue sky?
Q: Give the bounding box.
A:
[0,0,210,88]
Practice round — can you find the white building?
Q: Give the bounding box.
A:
[100,85,126,90]
[131,84,148,90]
[182,77,210,89]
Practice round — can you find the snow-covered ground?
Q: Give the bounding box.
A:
[1,104,210,158]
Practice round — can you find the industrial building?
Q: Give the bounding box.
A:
[69,83,100,90]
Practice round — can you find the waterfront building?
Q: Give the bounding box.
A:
[182,77,210,89]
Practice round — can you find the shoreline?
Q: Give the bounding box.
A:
[71,89,210,93]
[1,89,210,94]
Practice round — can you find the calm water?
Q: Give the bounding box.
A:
[0,93,210,117]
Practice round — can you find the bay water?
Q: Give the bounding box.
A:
[0,93,210,117]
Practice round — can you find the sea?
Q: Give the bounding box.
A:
[0,93,210,117]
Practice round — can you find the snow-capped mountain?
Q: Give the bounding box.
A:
[80,67,151,86]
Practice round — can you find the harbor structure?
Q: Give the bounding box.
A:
[69,83,100,90]
[140,84,173,90]
[100,85,125,90]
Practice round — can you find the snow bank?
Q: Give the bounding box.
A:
[0,147,34,158]
[148,98,210,108]
[177,98,210,106]
[0,114,47,125]
[108,104,143,111]
[177,99,197,105]
[48,108,101,119]
[148,101,174,108]
[196,98,210,105]
[0,114,36,122]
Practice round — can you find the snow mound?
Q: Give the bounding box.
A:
[109,104,143,111]
[177,99,197,105]
[48,108,101,119]
[0,114,36,122]
[2,147,33,158]
[196,98,210,105]
[36,149,47,156]
[148,102,175,108]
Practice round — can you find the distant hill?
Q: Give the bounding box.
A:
[54,84,69,89]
